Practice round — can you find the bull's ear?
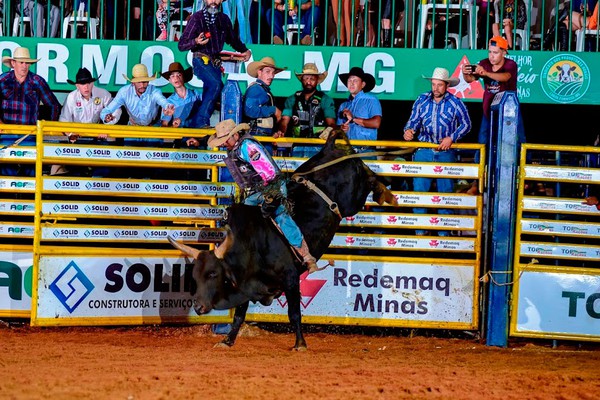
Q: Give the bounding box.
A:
[214,227,234,259]
[221,262,238,288]
[168,236,201,259]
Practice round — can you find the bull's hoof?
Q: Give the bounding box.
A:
[292,345,308,352]
[214,341,233,349]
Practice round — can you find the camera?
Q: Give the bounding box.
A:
[466,64,478,73]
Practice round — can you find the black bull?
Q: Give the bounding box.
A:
[169,130,397,350]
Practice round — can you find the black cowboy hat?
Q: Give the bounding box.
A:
[161,62,193,82]
[67,67,100,85]
[339,67,376,93]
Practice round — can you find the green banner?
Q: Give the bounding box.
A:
[1,38,599,105]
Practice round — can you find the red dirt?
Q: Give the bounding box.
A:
[1,323,599,400]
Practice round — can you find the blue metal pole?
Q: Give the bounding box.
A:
[485,91,521,347]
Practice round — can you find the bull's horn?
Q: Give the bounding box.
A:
[213,227,233,259]
[168,236,201,259]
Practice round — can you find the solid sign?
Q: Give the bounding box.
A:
[0,251,33,316]
[42,202,225,220]
[248,260,476,327]
[514,270,600,338]
[41,226,226,243]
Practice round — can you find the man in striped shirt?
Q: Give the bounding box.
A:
[403,67,471,236]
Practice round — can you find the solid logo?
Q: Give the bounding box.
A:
[540,54,590,103]
[49,261,95,313]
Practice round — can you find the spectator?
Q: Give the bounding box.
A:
[331,0,358,46]
[100,63,174,128]
[461,35,525,162]
[336,67,381,146]
[403,67,471,236]
[492,0,527,49]
[277,63,336,158]
[583,193,600,209]
[0,46,61,176]
[207,119,318,273]
[372,0,405,47]
[155,0,194,40]
[266,0,321,45]
[178,0,252,128]
[15,0,60,37]
[543,0,598,50]
[562,0,599,33]
[244,56,286,154]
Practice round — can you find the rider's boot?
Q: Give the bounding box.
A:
[296,239,318,274]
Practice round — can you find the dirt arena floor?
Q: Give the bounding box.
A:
[1,322,599,400]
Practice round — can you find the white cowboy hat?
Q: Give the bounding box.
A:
[246,57,286,78]
[295,63,327,84]
[123,64,158,83]
[207,119,251,148]
[2,47,40,69]
[422,67,459,87]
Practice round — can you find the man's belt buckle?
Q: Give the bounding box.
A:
[256,118,273,129]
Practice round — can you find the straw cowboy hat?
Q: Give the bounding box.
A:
[2,47,39,69]
[161,62,193,83]
[123,64,158,83]
[339,67,376,93]
[295,63,327,84]
[422,67,459,87]
[67,67,100,85]
[246,57,286,78]
[207,119,251,147]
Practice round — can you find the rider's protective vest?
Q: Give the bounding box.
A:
[291,90,326,138]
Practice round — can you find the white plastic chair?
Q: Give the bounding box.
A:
[576,29,599,51]
[284,23,304,44]
[12,16,36,36]
[62,16,98,39]
[168,20,187,41]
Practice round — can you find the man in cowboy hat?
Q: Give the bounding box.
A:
[100,64,175,127]
[277,62,336,158]
[53,67,121,176]
[160,62,203,132]
[0,46,61,176]
[243,57,287,149]
[178,0,252,128]
[403,67,471,236]
[207,119,319,273]
[336,66,382,145]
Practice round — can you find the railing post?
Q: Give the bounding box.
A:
[484,91,521,347]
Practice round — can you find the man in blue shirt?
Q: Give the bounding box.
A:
[336,67,382,145]
[403,67,471,236]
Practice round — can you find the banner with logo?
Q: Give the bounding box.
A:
[246,260,477,329]
[0,250,33,317]
[2,38,600,104]
[512,268,600,339]
[33,256,231,326]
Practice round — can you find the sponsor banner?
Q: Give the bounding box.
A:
[0,251,33,315]
[521,219,600,236]
[520,242,600,260]
[524,166,600,182]
[42,202,225,220]
[0,147,36,161]
[367,192,478,208]
[248,260,475,325]
[342,213,475,229]
[41,226,226,242]
[0,223,34,238]
[43,178,236,197]
[522,197,600,214]
[367,162,479,178]
[34,256,229,323]
[44,144,226,166]
[0,178,35,192]
[514,270,600,338]
[331,234,475,251]
[0,200,35,215]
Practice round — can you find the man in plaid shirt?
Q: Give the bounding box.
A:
[0,47,61,176]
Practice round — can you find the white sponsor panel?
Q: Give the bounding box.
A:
[330,234,475,251]
[522,197,600,214]
[342,213,475,228]
[0,251,33,314]
[0,200,35,215]
[521,219,600,236]
[248,260,475,324]
[41,227,226,242]
[42,202,225,220]
[366,162,479,177]
[0,223,34,238]
[0,147,36,161]
[367,192,478,208]
[520,242,600,260]
[524,166,600,182]
[42,178,235,197]
[515,270,600,337]
[0,178,35,192]
[35,256,229,321]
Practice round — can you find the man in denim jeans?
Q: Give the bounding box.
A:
[178,0,252,128]
[403,67,471,236]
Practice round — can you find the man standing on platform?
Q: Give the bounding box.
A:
[178,0,252,128]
